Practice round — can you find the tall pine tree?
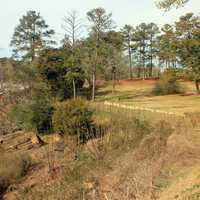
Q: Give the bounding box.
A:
[10,10,55,61]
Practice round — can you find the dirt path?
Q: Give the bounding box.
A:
[103,101,185,117]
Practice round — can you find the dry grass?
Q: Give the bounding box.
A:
[0,152,32,195]
[1,81,200,199]
[88,104,200,200]
[96,80,200,115]
[158,166,200,200]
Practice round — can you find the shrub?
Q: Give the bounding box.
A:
[153,71,183,95]
[0,153,32,194]
[38,49,85,100]
[9,82,54,134]
[9,103,33,131]
[53,98,93,141]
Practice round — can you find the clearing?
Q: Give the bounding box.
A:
[96,79,200,115]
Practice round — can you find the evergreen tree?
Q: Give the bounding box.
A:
[146,23,160,77]
[175,13,200,93]
[87,7,114,100]
[134,23,150,79]
[10,10,55,61]
[157,24,177,68]
[157,0,189,10]
[38,48,84,100]
[121,25,134,79]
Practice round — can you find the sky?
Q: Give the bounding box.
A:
[0,0,199,57]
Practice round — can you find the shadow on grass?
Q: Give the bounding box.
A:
[96,89,153,102]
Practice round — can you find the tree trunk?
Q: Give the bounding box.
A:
[31,23,36,62]
[195,80,200,94]
[149,65,153,78]
[149,51,153,77]
[137,66,141,78]
[112,70,116,93]
[143,58,145,80]
[149,36,153,77]
[92,72,96,101]
[142,43,146,80]
[138,49,142,78]
[128,46,133,79]
[73,78,76,99]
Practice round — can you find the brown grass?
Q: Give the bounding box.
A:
[0,152,32,195]
[1,81,200,199]
[96,79,200,115]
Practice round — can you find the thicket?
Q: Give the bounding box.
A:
[38,49,85,100]
[53,98,94,141]
[152,70,184,95]
[0,153,32,194]
[22,105,177,199]
[9,82,54,134]
[8,46,88,134]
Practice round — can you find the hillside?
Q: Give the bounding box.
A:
[0,80,200,200]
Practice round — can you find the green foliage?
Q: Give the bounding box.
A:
[153,71,183,95]
[81,30,124,83]
[10,10,55,61]
[53,98,93,136]
[86,7,115,100]
[87,7,114,34]
[131,22,160,78]
[30,82,54,133]
[0,153,32,194]
[157,0,189,10]
[175,13,200,93]
[9,103,33,131]
[157,24,177,68]
[22,106,154,200]
[121,24,134,78]
[9,82,53,134]
[38,48,85,100]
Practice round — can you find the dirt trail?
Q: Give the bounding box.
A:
[104,101,185,117]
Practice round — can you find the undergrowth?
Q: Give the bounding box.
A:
[0,152,32,195]
[152,72,184,95]
[19,103,198,200]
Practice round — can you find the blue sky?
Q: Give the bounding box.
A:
[0,0,199,57]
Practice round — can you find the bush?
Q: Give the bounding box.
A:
[153,71,183,95]
[9,82,54,134]
[9,103,34,131]
[38,49,85,100]
[28,82,54,134]
[53,98,93,141]
[0,153,32,194]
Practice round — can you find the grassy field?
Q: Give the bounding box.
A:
[96,80,200,115]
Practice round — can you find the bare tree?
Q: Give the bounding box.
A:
[62,10,83,99]
[62,10,82,51]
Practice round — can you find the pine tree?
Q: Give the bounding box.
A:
[134,23,150,79]
[87,7,114,100]
[157,0,189,10]
[175,13,200,93]
[146,23,159,77]
[10,10,55,61]
[121,25,134,79]
[158,24,177,68]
